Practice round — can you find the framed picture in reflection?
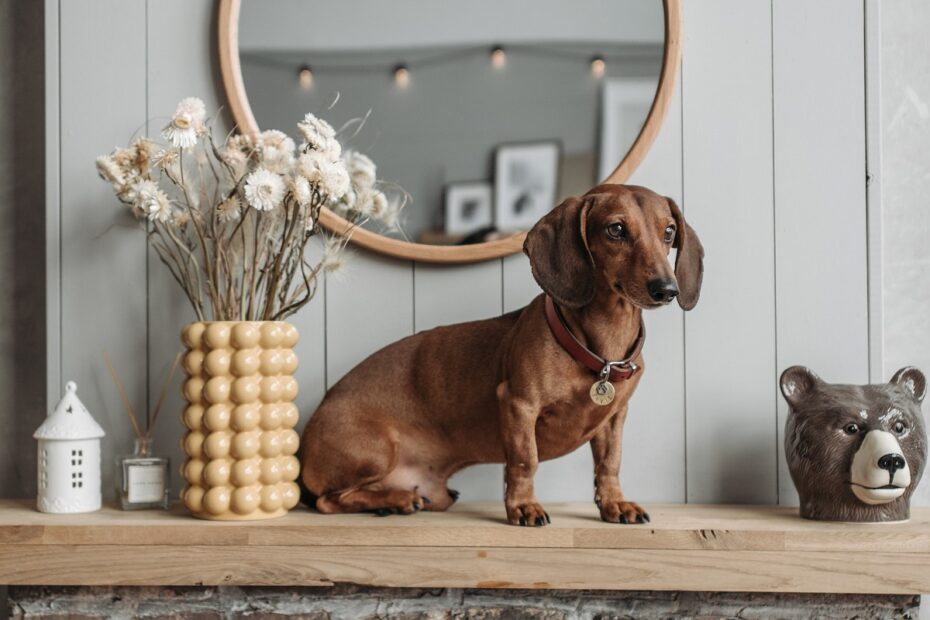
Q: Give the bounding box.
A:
[444,181,493,235]
[493,140,561,232]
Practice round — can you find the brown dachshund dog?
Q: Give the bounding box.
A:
[300,184,703,525]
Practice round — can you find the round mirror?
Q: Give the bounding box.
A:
[218,0,681,263]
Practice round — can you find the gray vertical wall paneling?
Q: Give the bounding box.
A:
[413,261,504,501]
[45,0,60,410]
[773,0,869,506]
[59,0,148,499]
[324,252,414,389]
[865,0,884,385]
[287,242,328,433]
[682,0,778,504]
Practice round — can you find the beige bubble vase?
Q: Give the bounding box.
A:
[180,321,302,520]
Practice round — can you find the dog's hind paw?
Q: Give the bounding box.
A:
[368,490,428,516]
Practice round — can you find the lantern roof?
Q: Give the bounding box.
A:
[34,381,106,440]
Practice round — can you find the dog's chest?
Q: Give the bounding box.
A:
[534,383,632,457]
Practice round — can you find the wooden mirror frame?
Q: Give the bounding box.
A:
[217,0,682,264]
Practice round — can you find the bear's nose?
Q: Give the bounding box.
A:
[647,278,679,303]
[878,453,906,475]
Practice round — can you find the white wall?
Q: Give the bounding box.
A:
[881,0,930,508]
[41,0,875,508]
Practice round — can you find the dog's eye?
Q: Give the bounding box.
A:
[606,223,626,240]
[893,421,908,435]
[843,423,861,435]
[664,225,676,244]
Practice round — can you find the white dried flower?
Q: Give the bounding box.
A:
[112,146,136,169]
[289,176,314,207]
[95,155,125,187]
[243,167,285,212]
[345,150,377,192]
[136,181,172,223]
[162,97,206,149]
[129,178,157,203]
[153,148,179,171]
[172,210,191,228]
[370,190,389,218]
[322,136,342,161]
[257,130,296,174]
[352,188,375,217]
[298,151,349,199]
[219,134,253,171]
[116,170,143,204]
[216,195,241,222]
[132,137,156,172]
[297,113,336,147]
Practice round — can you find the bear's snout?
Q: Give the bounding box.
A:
[850,430,910,505]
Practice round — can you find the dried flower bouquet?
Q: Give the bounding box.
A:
[97,97,399,321]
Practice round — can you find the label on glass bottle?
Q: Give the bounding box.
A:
[127,464,165,503]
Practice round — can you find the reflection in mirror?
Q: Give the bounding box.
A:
[239,0,664,245]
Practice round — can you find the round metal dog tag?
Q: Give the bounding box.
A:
[590,380,615,405]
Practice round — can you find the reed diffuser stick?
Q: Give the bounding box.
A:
[148,353,181,438]
[102,351,144,440]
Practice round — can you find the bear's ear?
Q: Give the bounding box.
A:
[890,367,927,403]
[780,366,822,408]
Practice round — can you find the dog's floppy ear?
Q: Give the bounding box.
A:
[523,196,595,309]
[667,197,704,310]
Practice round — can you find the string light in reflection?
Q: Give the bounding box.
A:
[298,65,313,89]
[490,46,506,69]
[393,64,410,88]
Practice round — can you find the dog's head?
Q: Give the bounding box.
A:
[781,365,928,521]
[523,184,704,310]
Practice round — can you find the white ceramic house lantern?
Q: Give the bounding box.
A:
[34,381,105,513]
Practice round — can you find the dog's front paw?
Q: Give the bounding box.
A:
[598,499,650,524]
[506,501,551,527]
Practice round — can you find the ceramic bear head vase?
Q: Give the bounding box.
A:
[780,366,927,522]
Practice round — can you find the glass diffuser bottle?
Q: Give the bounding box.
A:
[117,436,169,509]
[105,351,180,511]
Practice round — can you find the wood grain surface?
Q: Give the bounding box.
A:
[1,501,928,592]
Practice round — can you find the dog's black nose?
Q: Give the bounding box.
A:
[647,278,679,303]
[878,453,906,474]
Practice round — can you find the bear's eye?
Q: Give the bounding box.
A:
[606,222,627,240]
[893,421,907,435]
[843,423,861,435]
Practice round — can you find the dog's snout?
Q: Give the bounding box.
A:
[647,278,679,303]
[878,453,906,474]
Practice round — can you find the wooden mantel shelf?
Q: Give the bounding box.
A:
[1,499,929,593]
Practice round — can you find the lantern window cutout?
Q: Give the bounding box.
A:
[34,381,106,514]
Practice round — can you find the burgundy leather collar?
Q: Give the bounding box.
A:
[544,295,645,382]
